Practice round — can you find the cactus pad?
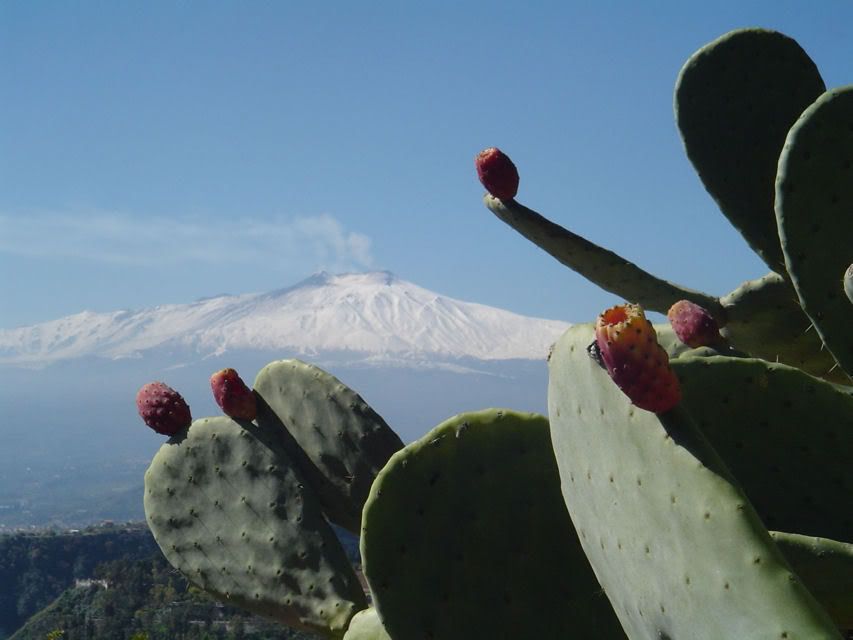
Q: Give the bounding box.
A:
[144,416,367,637]
[672,354,853,542]
[720,272,843,381]
[484,195,724,318]
[776,86,853,382]
[361,409,626,639]
[253,359,403,534]
[342,608,392,640]
[771,531,853,630]
[548,324,841,639]
[675,28,825,273]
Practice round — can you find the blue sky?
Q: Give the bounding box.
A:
[2,2,852,328]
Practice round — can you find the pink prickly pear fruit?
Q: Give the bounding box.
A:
[667,300,722,348]
[844,263,853,304]
[210,368,257,420]
[136,382,192,436]
[595,303,681,414]
[475,147,519,201]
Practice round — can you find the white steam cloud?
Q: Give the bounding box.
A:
[0,210,374,272]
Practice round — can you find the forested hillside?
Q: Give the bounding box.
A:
[9,553,316,640]
[0,524,157,639]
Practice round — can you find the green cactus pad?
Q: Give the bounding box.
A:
[720,272,844,382]
[144,416,367,638]
[254,359,403,534]
[342,608,391,640]
[675,28,825,273]
[672,355,853,541]
[361,409,626,640]
[548,325,841,639]
[484,195,724,319]
[776,86,853,382]
[772,531,853,630]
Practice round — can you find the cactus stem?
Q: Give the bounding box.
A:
[484,195,724,320]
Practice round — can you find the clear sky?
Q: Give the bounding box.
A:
[2,1,852,329]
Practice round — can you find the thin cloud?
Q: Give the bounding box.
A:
[0,210,374,271]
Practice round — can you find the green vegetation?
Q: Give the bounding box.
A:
[9,553,318,640]
[0,523,157,639]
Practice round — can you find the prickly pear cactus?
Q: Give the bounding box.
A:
[672,354,853,541]
[776,86,853,382]
[342,608,391,640]
[674,28,825,274]
[254,359,404,534]
[547,325,841,639]
[479,27,853,386]
[144,416,367,638]
[771,532,853,630]
[361,409,626,639]
[719,272,840,379]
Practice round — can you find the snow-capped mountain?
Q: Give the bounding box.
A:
[0,272,568,526]
[0,272,569,367]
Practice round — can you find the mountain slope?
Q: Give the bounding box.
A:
[0,272,568,367]
[7,537,315,640]
[0,524,158,639]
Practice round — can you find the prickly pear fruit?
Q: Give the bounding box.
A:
[136,382,192,435]
[475,147,519,200]
[210,368,256,420]
[667,299,723,347]
[595,303,681,413]
[845,263,853,304]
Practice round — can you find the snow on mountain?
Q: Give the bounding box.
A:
[0,272,570,367]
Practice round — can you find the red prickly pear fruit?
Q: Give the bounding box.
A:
[475,147,519,201]
[667,300,722,348]
[595,303,681,414]
[136,382,192,436]
[210,368,257,420]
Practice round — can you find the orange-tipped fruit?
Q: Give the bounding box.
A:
[210,368,257,420]
[475,147,519,200]
[595,303,681,414]
[667,300,722,348]
[136,382,192,436]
